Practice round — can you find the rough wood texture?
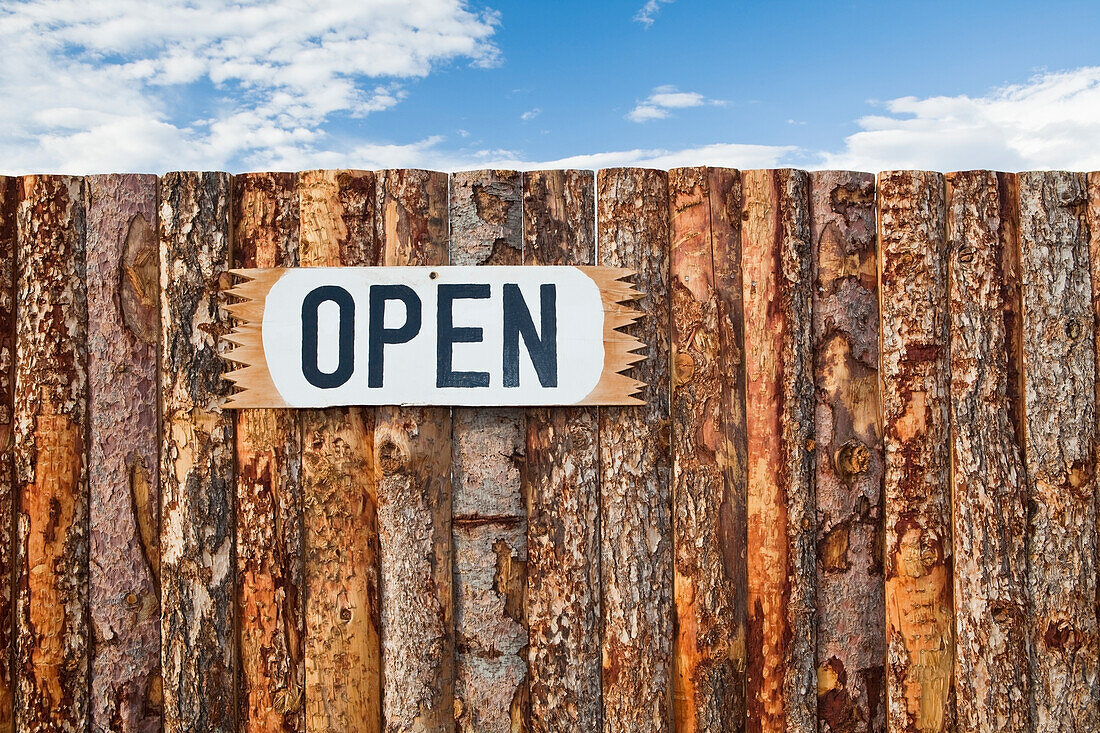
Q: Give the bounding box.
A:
[878,170,954,733]
[0,176,16,733]
[808,170,884,733]
[86,174,162,733]
[522,169,602,732]
[945,171,1029,733]
[596,167,673,733]
[375,169,455,733]
[1021,170,1100,732]
[740,169,815,733]
[159,171,236,732]
[449,170,527,733]
[14,175,89,732]
[233,172,304,733]
[297,169,382,733]
[668,166,746,732]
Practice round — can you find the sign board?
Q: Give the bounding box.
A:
[222,266,645,407]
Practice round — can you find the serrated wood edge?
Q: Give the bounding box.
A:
[577,265,646,405]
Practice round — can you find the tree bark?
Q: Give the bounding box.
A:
[0,176,16,733]
[596,167,673,733]
[877,170,954,733]
[808,170,885,733]
[944,170,1029,733]
[375,169,455,733]
[449,170,527,733]
[86,174,162,733]
[159,171,236,732]
[233,172,304,733]
[14,175,90,733]
[740,169,815,733]
[1020,170,1100,732]
[668,166,746,732]
[297,169,382,733]
[522,169,602,733]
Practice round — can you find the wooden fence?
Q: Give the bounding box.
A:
[0,167,1096,733]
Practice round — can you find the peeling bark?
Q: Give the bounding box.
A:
[596,167,673,733]
[449,170,527,733]
[809,170,885,733]
[877,170,954,733]
[14,175,89,733]
[86,174,162,733]
[522,169,602,733]
[668,166,746,732]
[0,176,16,733]
[233,172,304,733]
[297,169,382,733]
[945,171,1029,733]
[1020,171,1100,732]
[740,169,815,733]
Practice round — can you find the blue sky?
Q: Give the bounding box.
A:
[3,0,1100,173]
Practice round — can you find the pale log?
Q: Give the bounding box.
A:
[0,176,15,733]
[523,169,602,732]
[597,167,673,733]
[878,170,954,733]
[1021,170,1099,732]
[233,172,304,733]
[14,175,90,732]
[808,170,884,733]
[297,169,382,733]
[668,166,745,731]
[86,174,162,732]
[945,170,1029,732]
[449,170,527,733]
[741,169,815,733]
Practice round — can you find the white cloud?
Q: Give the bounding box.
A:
[521,108,541,121]
[0,0,500,172]
[634,0,674,28]
[821,66,1100,171]
[627,85,725,123]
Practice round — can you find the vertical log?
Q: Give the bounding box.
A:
[808,171,885,733]
[159,171,236,732]
[740,169,815,733]
[297,169,381,733]
[375,169,454,733]
[449,170,527,733]
[86,174,162,732]
[0,176,16,733]
[945,171,1029,733]
[14,175,89,732]
[522,169,602,732]
[668,166,745,731]
[596,167,673,733]
[233,172,304,733]
[1020,170,1100,732]
[878,170,954,733]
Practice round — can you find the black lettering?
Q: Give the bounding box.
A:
[301,285,355,389]
[437,283,490,388]
[503,283,557,388]
[368,284,422,388]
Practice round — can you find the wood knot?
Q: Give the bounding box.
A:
[339,607,352,622]
[124,591,140,607]
[956,245,975,264]
[835,440,871,479]
[377,438,408,475]
[674,352,695,386]
[1065,319,1082,341]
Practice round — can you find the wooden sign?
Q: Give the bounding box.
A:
[222,266,644,407]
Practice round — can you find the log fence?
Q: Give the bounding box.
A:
[1,167,1099,732]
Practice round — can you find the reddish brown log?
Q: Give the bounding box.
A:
[808,170,884,733]
[297,169,382,733]
[449,170,528,733]
[0,176,16,733]
[86,174,162,732]
[945,171,1029,733]
[741,169,815,733]
[878,170,954,733]
[597,167,673,733]
[1021,171,1099,732]
[233,172,304,733]
[668,166,746,732]
[523,169,602,732]
[14,175,89,732]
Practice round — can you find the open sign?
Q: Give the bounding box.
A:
[223,266,644,407]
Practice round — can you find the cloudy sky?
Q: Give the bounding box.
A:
[2,0,1099,173]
